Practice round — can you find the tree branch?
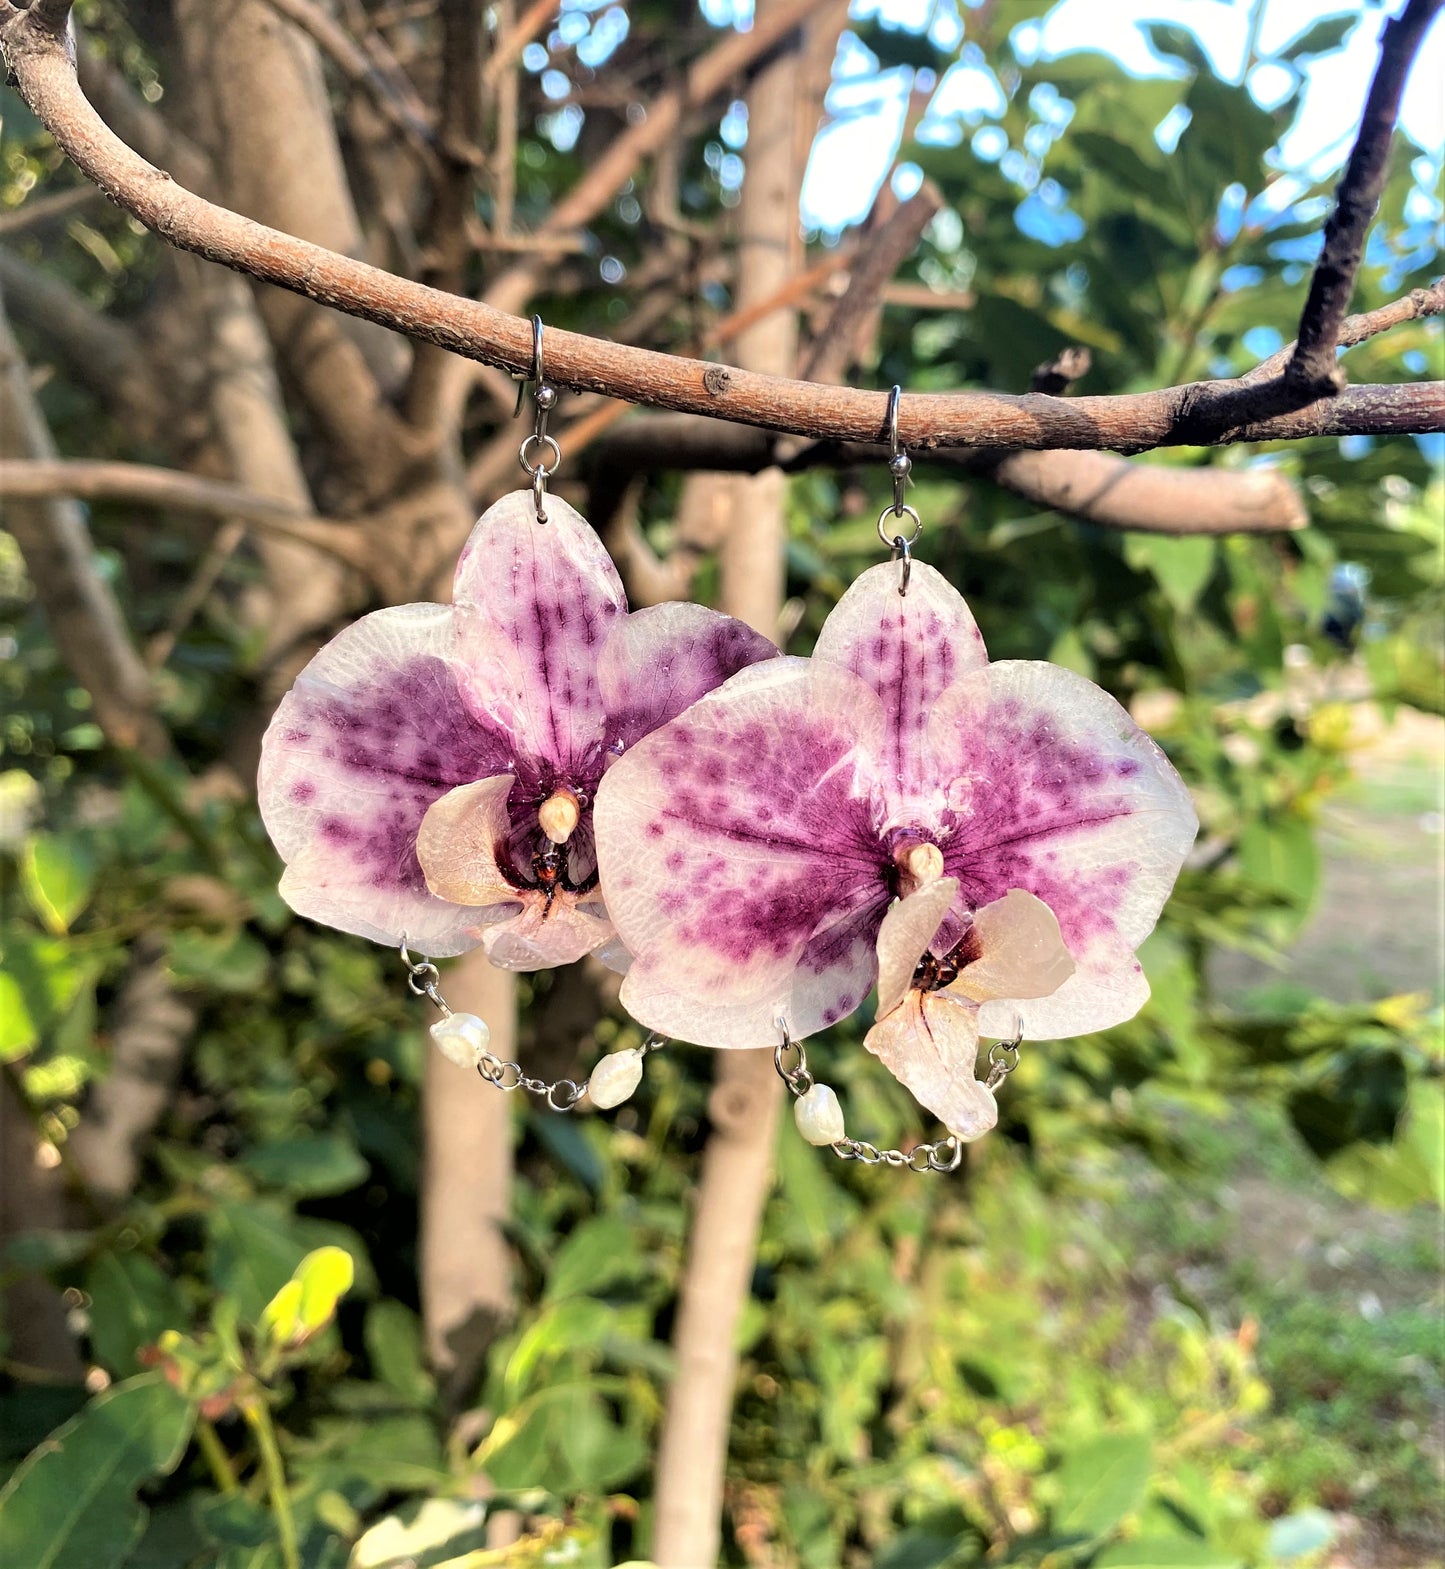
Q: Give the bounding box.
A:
[580,413,1309,535]
[0,292,168,757]
[1245,276,1445,383]
[0,246,168,438]
[0,458,369,563]
[1288,0,1443,392]
[67,935,198,1205]
[2,4,1440,452]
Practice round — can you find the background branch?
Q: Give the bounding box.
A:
[0,292,169,757]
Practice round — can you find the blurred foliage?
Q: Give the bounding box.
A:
[1,1,1441,1566]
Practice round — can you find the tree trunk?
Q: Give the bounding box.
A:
[420,949,516,1405]
[650,2,806,1558]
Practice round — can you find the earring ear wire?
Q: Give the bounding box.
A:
[514,314,561,522]
[878,385,922,595]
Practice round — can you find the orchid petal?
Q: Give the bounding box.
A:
[813,561,988,811]
[452,491,624,775]
[595,657,889,1041]
[259,603,513,957]
[874,877,959,1019]
[934,660,1198,1037]
[598,601,778,755]
[864,992,997,1141]
[976,953,1149,1043]
[618,900,880,1049]
[948,889,1075,1004]
[478,893,613,971]
[415,776,523,907]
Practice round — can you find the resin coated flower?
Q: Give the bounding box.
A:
[259,491,776,966]
[594,560,1198,1128]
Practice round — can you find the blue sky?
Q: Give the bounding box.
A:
[797,0,1445,230]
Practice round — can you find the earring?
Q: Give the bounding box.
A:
[591,383,1199,1163]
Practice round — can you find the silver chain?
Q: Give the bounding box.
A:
[774,1019,1024,1174]
[399,938,668,1112]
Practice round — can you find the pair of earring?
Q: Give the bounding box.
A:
[258,379,1198,1165]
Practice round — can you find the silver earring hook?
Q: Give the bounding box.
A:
[515,314,561,523]
[877,384,920,595]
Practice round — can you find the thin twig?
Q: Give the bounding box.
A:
[1,3,1440,452]
[481,0,556,88]
[0,181,98,236]
[1246,276,1445,382]
[260,0,439,170]
[1288,0,1444,392]
[802,181,944,383]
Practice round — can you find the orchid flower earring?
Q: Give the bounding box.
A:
[258,320,776,1107]
[593,389,1199,1163]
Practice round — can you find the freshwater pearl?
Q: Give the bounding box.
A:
[429,1012,490,1070]
[794,1082,845,1146]
[586,1047,644,1109]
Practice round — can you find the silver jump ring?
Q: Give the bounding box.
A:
[877,503,922,549]
[519,432,562,476]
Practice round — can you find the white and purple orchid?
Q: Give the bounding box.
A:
[593,561,1198,1137]
[258,491,777,968]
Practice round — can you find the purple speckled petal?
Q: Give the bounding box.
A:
[452,491,625,776]
[813,561,988,812]
[595,657,891,1045]
[618,899,880,1050]
[863,992,997,1141]
[934,660,1198,1038]
[259,603,515,957]
[875,878,958,1019]
[597,602,778,756]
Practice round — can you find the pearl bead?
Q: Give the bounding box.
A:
[794,1082,845,1146]
[587,1047,644,1109]
[429,1012,490,1070]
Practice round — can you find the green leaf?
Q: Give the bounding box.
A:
[1096,1541,1241,1568]
[84,1252,187,1378]
[1053,1431,1153,1538]
[0,970,38,1060]
[1325,1078,1445,1209]
[1124,533,1217,615]
[0,1373,194,1569]
[165,929,270,994]
[1275,13,1356,63]
[20,834,96,936]
[240,1134,368,1197]
[207,1200,312,1322]
[545,1214,649,1301]
[259,1246,352,1350]
[1237,817,1319,910]
[364,1301,434,1404]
